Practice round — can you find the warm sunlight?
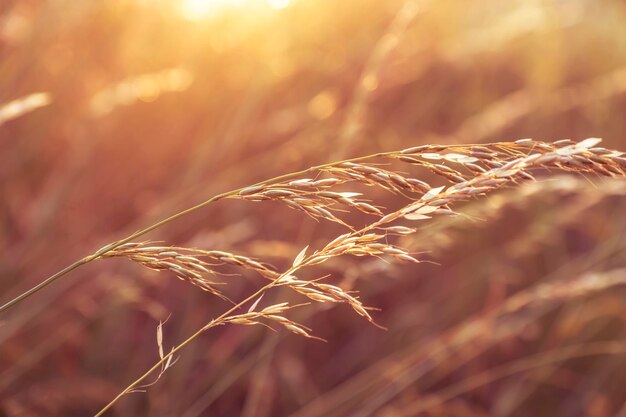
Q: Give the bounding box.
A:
[267,0,290,9]
[3,0,626,416]
[180,0,291,20]
[181,0,246,20]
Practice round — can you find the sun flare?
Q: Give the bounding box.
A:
[181,0,245,20]
[180,0,291,20]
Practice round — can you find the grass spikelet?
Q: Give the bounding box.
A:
[3,139,625,416]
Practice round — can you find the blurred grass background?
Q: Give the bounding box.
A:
[1,0,626,415]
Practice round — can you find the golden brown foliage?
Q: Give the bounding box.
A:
[2,1,626,416]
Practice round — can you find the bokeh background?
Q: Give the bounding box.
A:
[2,0,626,415]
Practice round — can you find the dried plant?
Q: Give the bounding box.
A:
[5,3,626,415]
[1,137,611,414]
[101,242,277,301]
[1,137,624,415]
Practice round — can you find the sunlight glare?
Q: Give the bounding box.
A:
[181,0,246,21]
[180,0,292,20]
[267,0,290,9]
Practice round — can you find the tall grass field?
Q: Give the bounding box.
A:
[1,0,626,415]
